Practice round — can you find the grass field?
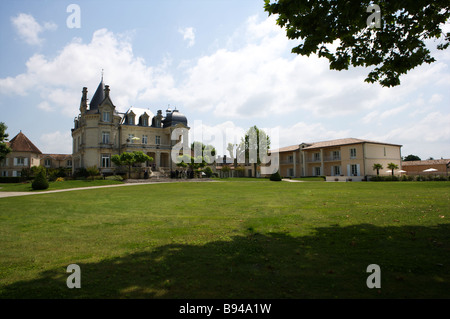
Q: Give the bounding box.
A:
[0,180,449,299]
[0,179,123,192]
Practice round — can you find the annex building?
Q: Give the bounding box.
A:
[272,138,403,180]
[0,131,72,177]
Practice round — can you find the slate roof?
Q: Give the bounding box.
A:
[8,131,42,154]
[89,79,105,110]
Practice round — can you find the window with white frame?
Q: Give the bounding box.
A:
[155,135,161,145]
[351,164,358,176]
[101,154,111,168]
[44,158,51,167]
[314,152,321,162]
[14,157,28,166]
[67,160,72,167]
[102,132,110,144]
[333,165,341,176]
[142,135,148,144]
[332,150,340,160]
[128,134,135,143]
[350,148,357,158]
[314,166,321,176]
[103,111,111,122]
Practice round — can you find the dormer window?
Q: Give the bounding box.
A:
[103,111,111,122]
[139,114,149,126]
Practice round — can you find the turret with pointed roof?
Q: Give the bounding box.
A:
[89,78,105,110]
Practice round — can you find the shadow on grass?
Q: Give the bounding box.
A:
[1,223,449,299]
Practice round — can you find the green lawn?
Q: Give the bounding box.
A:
[0,180,448,298]
[0,179,123,192]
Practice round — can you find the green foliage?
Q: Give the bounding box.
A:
[244,125,271,178]
[112,151,152,178]
[387,162,399,175]
[403,154,421,161]
[32,170,49,190]
[86,166,100,179]
[0,122,12,161]
[372,163,383,176]
[264,0,450,87]
[270,170,282,181]
[191,141,216,163]
[0,176,25,183]
[203,166,213,178]
[74,167,89,178]
[105,175,124,181]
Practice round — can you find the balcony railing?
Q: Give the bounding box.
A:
[306,156,341,163]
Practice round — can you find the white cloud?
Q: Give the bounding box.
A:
[39,131,72,154]
[11,13,57,46]
[0,28,168,117]
[179,27,195,47]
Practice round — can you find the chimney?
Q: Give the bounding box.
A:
[80,87,88,113]
[104,85,110,98]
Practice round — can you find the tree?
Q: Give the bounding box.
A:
[86,166,100,180]
[221,165,231,178]
[387,162,399,176]
[264,0,450,87]
[403,154,421,161]
[244,125,271,178]
[372,163,383,176]
[270,170,282,181]
[191,141,216,165]
[112,151,152,179]
[32,168,49,190]
[0,122,12,162]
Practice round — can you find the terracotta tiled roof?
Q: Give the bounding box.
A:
[8,132,42,154]
[42,154,72,161]
[271,144,301,153]
[302,138,402,150]
[402,159,450,166]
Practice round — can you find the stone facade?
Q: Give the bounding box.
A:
[71,78,189,176]
[273,138,402,178]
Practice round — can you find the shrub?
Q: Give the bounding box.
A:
[86,166,100,180]
[0,176,26,183]
[32,170,49,190]
[203,166,213,178]
[270,171,282,181]
[74,167,89,178]
[105,175,123,181]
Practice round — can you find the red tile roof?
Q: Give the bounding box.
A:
[402,159,450,166]
[8,132,42,154]
[302,138,402,150]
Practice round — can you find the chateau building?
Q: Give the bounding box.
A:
[71,78,189,176]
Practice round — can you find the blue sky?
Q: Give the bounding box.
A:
[1,0,449,159]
